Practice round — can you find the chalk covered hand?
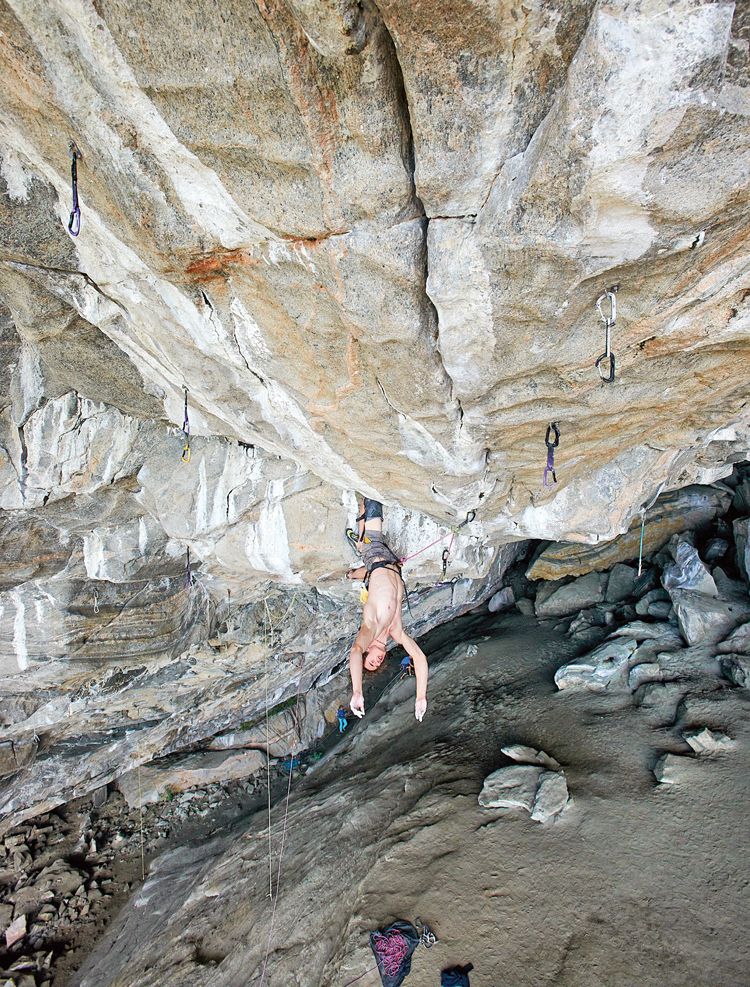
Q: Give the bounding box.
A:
[415,697,427,722]
[350,692,365,718]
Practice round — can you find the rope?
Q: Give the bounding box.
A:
[636,482,665,577]
[258,669,304,986]
[263,600,273,900]
[138,764,145,882]
[400,510,476,567]
[342,965,378,986]
[371,930,410,977]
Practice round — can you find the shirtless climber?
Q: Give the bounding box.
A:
[346,497,429,722]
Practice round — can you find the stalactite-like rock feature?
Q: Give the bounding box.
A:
[0,0,749,826]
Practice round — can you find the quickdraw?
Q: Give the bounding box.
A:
[93,589,100,615]
[400,509,477,576]
[595,287,618,383]
[543,422,560,487]
[184,547,194,589]
[67,141,81,237]
[416,917,437,949]
[181,387,191,463]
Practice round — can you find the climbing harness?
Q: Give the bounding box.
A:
[595,287,618,383]
[337,706,348,733]
[93,589,100,615]
[637,482,665,576]
[181,387,191,463]
[67,141,81,237]
[543,422,560,487]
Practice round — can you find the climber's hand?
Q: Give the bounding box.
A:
[415,697,427,722]
[350,692,365,718]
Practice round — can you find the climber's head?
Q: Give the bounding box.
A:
[363,640,387,672]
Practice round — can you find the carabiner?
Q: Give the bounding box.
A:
[545,422,560,448]
[595,350,616,383]
[595,288,617,383]
[543,465,557,487]
[457,508,476,529]
[93,589,100,615]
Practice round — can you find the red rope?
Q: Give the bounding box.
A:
[371,930,411,977]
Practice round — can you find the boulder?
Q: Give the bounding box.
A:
[635,588,671,616]
[717,622,750,654]
[4,912,25,948]
[478,765,542,812]
[703,538,729,564]
[683,728,736,756]
[653,753,695,785]
[535,572,607,619]
[488,586,515,613]
[554,638,638,692]
[116,749,267,809]
[605,564,636,603]
[661,539,717,596]
[733,518,750,583]
[530,771,569,823]
[669,591,750,647]
[719,655,750,689]
[712,567,748,601]
[501,744,561,771]
[527,487,731,580]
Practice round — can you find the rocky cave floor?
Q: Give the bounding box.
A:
[3,473,750,984]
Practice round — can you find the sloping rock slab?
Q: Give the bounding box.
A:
[528,486,730,580]
[117,749,267,808]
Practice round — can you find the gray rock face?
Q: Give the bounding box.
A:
[606,563,636,603]
[719,654,750,689]
[733,519,750,583]
[488,586,515,613]
[683,728,736,756]
[1,0,750,831]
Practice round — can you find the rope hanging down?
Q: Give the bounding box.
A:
[637,482,665,576]
[67,141,81,236]
[595,287,618,383]
[181,387,191,463]
[543,422,560,487]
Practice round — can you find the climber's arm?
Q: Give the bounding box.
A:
[348,625,372,717]
[391,627,429,721]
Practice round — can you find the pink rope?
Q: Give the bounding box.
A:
[371,930,410,977]
[399,530,453,565]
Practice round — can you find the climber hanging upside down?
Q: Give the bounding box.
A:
[346,497,429,722]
